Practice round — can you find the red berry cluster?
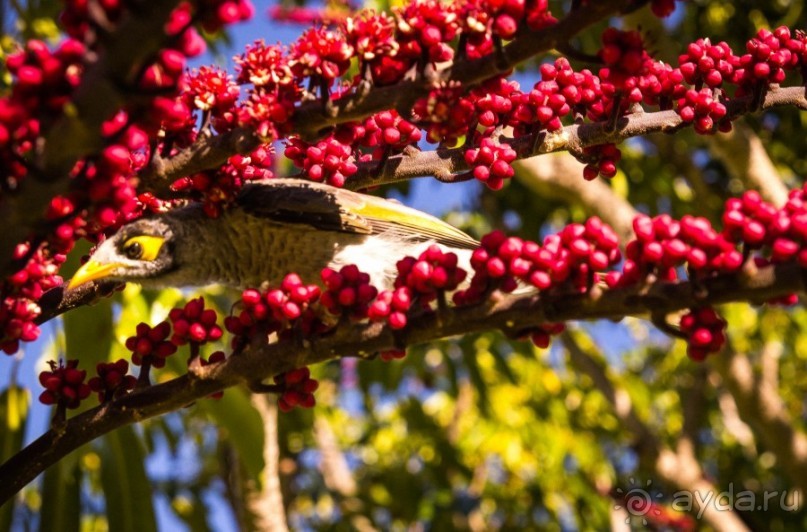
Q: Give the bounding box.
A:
[88,359,137,403]
[0,297,41,354]
[236,40,295,89]
[237,88,296,141]
[598,29,650,90]
[369,245,466,330]
[2,241,66,356]
[284,136,358,187]
[368,287,414,330]
[461,0,555,59]
[125,321,178,369]
[735,27,805,92]
[456,219,621,304]
[510,74,571,136]
[679,307,727,361]
[38,359,91,410]
[363,110,422,153]
[224,274,323,347]
[678,39,736,89]
[394,0,459,64]
[184,66,241,126]
[197,0,254,33]
[7,245,64,302]
[580,144,622,181]
[539,58,603,118]
[412,83,475,146]
[169,297,224,346]
[289,27,354,84]
[608,214,742,288]
[320,265,379,320]
[470,77,518,131]
[464,137,517,190]
[0,39,84,206]
[724,188,807,266]
[461,0,525,44]
[345,11,400,68]
[528,323,566,349]
[676,88,729,134]
[395,244,467,299]
[171,146,274,218]
[5,39,84,116]
[638,60,686,108]
[274,367,319,411]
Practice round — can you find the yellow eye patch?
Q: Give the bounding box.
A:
[122,235,165,262]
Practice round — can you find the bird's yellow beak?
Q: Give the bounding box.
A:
[67,260,123,290]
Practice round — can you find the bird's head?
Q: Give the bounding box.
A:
[68,218,176,290]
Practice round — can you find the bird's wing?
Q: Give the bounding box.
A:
[237,179,479,249]
[237,179,373,234]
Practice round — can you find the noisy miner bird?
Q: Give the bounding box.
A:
[67,178,479,291]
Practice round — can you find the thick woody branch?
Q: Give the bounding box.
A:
[1,259,806,504]
[35,280,123,324]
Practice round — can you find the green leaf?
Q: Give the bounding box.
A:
[0,385,30,530]
[99,426,157,532]
[38,446,81,532]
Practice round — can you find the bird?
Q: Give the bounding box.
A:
[67,178,479,291]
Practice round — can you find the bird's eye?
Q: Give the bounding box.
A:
[121,235,164,261]
[124,242,143,260]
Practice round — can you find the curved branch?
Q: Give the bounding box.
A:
[140,83,807,196]
[138,0,637,193]
[344,85,807,190]
[2,258,806,504]
[290,0,637,139]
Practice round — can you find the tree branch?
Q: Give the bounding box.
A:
[139,83,807,198]
[344,85,807,190]
[247,395,289,532]
[2,258,806,503]
[138,0,637,194]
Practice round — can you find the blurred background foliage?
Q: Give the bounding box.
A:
[1,0,807,530]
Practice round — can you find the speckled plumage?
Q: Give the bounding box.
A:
[74,179,478,290]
